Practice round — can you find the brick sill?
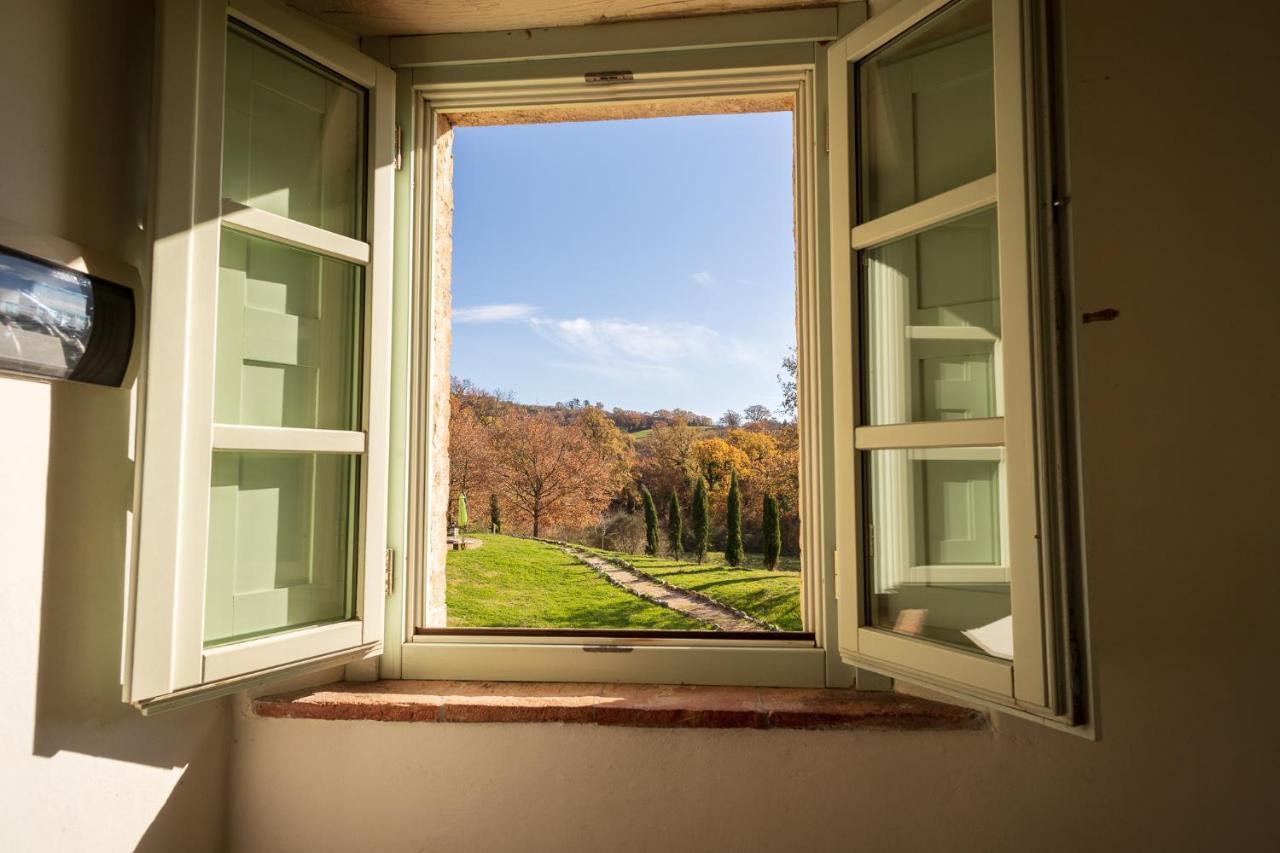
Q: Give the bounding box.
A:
[252,680,987,731]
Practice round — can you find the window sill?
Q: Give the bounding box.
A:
[252,680,988,731]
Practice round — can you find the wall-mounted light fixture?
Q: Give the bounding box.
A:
[0,219,136,387]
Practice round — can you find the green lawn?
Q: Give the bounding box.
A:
[446,533,707,630]
[583,547,803,631]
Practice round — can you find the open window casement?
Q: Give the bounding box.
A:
[828,0,1075,721]
[125,0,395,711]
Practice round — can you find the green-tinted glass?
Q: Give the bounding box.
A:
[214,229,362,431]
[862,207,999,425]
[856,0,994,220]
[223,23,366,238]
[205,452,358,646]
[866,447,1010,657]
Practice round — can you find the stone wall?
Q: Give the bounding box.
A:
[423,113,455,627]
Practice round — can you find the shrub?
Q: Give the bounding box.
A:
[666,491,683,560]
[691,476,710,564]
[762,493,781,569]
[640,484,659,556]
[724,471,743,566]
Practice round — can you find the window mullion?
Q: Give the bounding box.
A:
[220,200,371,265]
[211,424,367,454]
[850,173,997,249]
[855,417,1004,450]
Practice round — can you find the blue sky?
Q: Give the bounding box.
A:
[450,111,795,418]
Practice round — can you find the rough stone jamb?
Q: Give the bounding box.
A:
[424,112,454,627]
[448,92,795,128]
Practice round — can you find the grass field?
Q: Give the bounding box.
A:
[626,424,714,442]
[446,533,707,630]
[583,547,802,631]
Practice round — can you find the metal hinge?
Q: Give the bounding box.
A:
[832,548,839,600]
[384,548,395,595]
[393,125,403,171]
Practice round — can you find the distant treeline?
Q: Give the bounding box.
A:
[448,377,800,556]
[454,379,715,432]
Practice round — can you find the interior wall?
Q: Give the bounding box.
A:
[0,2,229,851]
[229,0,1280,850]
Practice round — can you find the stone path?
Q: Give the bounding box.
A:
[555,544,765,632]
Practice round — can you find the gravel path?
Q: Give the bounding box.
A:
[556,545,763,632]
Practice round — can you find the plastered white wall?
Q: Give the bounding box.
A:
[228,1,1280,851]
[0,2,229,851]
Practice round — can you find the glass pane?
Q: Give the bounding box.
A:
[866,447,1010,657]
[862,207,999,425]
[205,452,358,646]
[857,0,994,219]
[214,230,363,431]
[223,23,366,238]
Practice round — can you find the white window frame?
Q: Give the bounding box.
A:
[123,0,395,711]
[827,0,1078,721]
[382,13,869,689]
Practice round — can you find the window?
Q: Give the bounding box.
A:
[434,111,802,637]
[124,0,394,709]
[398,44,834,688]
[828,0,1079,720]
[123,1,1082,722]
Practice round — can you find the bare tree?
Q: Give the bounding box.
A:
[719,410,742,428]
[777,347,797,420]
[743,404,773,424]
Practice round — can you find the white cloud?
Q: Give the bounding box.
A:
[528,317,764,373]
[691,271,715,287]
[453,303,536,324]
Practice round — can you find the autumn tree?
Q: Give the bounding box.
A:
[743,404,773,424]
[666,491,683,560]
[691,437,751,491]
[637,418,701,501]
[640,484,659,556]
[724,471,743,566]
[488,408,619,537]
[448,397,494,522]
[719,410,742,428]
[762,493,781,569]
[691,476,710,563]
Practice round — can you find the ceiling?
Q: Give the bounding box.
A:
[285,0,833,38]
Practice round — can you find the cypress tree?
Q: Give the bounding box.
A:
[762,493,781,569]
[489,493,501,534]
[691,476,710,564]
[666,491,683,561]
[640,484,659,556]
[724,471,743,566]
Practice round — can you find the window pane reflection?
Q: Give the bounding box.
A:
[866,447,1011,657]
[857,0,995,219]
[205,452,358,646]
[862,207,1000,425]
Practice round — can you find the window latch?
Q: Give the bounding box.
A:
[384,548,395,596]
[585,70,634,85]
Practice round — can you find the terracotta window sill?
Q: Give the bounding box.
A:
[252,680,987,731]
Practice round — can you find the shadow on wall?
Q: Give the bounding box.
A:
[12,2,230,849]
[33,381,232,768]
